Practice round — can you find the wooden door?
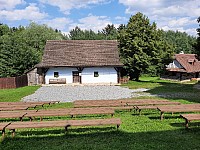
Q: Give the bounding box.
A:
[72,71,81,83]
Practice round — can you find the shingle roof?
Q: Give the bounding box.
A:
[37,40,123,67]
[167,54,200,73]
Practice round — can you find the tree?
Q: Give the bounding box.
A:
[195,16,200,57]
[69,25,118,40]
[118,12,174,80]
[102,24,118,39]
[0,22,65,77]
[0,23,10,36]
[69,26,85,40]
[161,30,196,54]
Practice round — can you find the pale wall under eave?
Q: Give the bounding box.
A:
[45,67,118,84]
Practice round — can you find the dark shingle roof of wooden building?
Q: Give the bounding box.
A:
[37,40,123,67]
[167,54,200,73]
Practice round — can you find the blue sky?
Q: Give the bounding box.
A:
[0,0,199,36]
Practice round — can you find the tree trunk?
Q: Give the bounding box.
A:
[129,69,140,81]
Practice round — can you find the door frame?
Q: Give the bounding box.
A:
[72,71,81,83]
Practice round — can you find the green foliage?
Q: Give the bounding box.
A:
[195,16,200,57]
[0,22,65,77]
[102,24,118,40]
[161,30,196,54]
[69,24,118,40]
[118,12,174,80]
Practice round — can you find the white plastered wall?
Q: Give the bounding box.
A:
[81,67,118,84]
[45,67,77,84]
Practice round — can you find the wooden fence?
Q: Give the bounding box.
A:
[119,77,129,84]
[0,75,28,89]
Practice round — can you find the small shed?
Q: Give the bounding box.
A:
[26,67,40,85]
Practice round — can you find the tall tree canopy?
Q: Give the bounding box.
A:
[69,25,118,40]
[118,12,174,80]
[195,16,200,56]
[161,30,196,54]
[0,22,65,77]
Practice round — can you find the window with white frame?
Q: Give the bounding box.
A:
[94,71,99,77]
[54,72,59,78]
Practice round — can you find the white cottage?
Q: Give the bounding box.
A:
[36,40,123,85]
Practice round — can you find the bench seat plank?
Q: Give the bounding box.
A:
[0,106,30,111]
[5,118,121,137]
[24,108,115,121]
[180,114,200,129]
[157,104,200,120]
[0,112,27,120]
[73,99,170,108]
[127,101,181,106]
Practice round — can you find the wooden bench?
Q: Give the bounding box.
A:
[180,114,200,129]
[4,118,121,137]
[49,78,66,84]
[24,107,115,121]
[135,102,181,115]
[157,104,200,120]
[135,105,159,115]
[73,99,164,111]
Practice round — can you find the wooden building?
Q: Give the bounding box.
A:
[33,40,123,85]
[164,54,200,81]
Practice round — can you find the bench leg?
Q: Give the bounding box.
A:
[2,130,5,140]
[117,124,120,129]
[19,117,23,122]
[40,117,43,121]
[185,119,189,129]
[65,126,68,132]
[65,125,71,132]
[11,129,15,138]
[134,107,137,113]
[160,112,164,120]
[29,117,33,121]
[139,109,142,116]
[111,114,114,117]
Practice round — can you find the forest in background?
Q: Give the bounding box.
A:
[0,13,199,79]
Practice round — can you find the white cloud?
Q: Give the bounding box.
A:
[69,14,112,32]
[42,17,73,31]
[39,0,109,15]
[115,16,128,23]
[119,0,200,17]
[0,3,47,21]
[0,0,25,10]
[119,0,200,36]
[168,18,195,28]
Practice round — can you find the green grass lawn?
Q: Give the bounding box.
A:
[0,78,200,150]
[0,86,40,102]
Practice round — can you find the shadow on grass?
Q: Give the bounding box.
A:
[132,80,200,103]
[1,128,200,150]
[170,122,200,128]
[148,115,181,120]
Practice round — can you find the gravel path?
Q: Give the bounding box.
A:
[22,85,150,102]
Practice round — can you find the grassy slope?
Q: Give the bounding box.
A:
[0,86,40,102]
[0,79,200,149]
